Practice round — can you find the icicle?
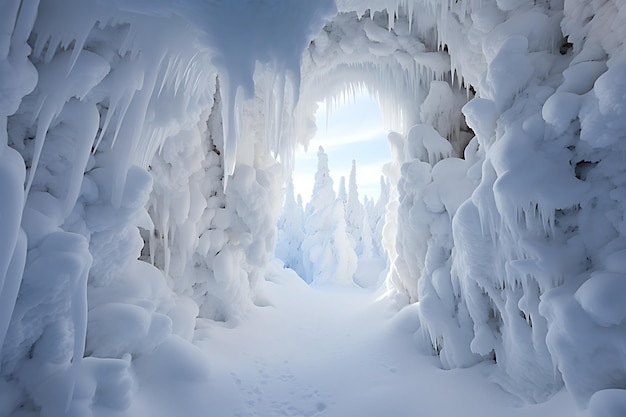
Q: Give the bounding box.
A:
[94,81,129,154]
[62,101,99,216]
[27,50,110,197]
[25,109,54,198]
[273,72,287,158]
[108,90,134,150]
[157,57,176,98]
[264,70,276,154]
[0,118,6,149]
[118,25,136,58]
[221,78,239,189]
[179,58,196,97]
[263,67,289,160]
[0,229,26,359]
[31,93,46,124]
[65,249,91,413]
[175,57,191,96]
[66,28,89,74]
[0,0,20,59]
[0,146,26,357]
[111,82,152,207]
[155,190,170,269]
[149,220,156,265]
[222,88,237,188]
[325,98,330,131]
[43,34,62,64]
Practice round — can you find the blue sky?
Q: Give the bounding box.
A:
[293,92,391,204]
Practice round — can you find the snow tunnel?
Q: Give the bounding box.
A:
[278,5,477,287]
[2,0,626,415]
[286,8,475,290]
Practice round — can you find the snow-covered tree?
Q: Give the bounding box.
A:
[344,163,385,288]
[276,176,305,278]
[363,195,371,212]
[306,146,335,215]
[372,175,389,257]
[360,206,374,259]
[302,147,356,285]
[345,160,365,255]
[338,176,347,206]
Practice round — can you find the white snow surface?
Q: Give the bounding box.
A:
[198,265,587,417]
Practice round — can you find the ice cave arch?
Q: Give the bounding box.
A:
[2,0,626,415]
[292,7,477,298]
[295,8,472,152]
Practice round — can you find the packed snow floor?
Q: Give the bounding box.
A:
[184,267,588,417]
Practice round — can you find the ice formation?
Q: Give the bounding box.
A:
[2,0,626,415]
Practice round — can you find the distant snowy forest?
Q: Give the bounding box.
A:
[276,147,388,287]
[1,0,626,416]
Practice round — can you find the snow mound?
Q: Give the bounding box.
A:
[575,273,626,327]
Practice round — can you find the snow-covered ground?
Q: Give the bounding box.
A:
[196,264,587,417]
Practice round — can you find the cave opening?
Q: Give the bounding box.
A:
[276,89,391,288]
[294,91,390,204]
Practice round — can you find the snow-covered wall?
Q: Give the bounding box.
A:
[2,0,626,414]
[0,1,330,415]
[337,0,626,409]
[302,0,626,409]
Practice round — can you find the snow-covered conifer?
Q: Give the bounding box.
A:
[372,175,389,257]
[276,176,306,278]
[302,147,356,285]
[306,146,335,215]
[345,160,365,255]
[361,206,374,259]
[338,176,347,206]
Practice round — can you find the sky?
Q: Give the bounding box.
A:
[293,92,391,205]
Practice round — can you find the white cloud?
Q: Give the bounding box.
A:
[315,127,388,149]
[292,92,390,205]
[293,159,388,205]
[295,127,387,160]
